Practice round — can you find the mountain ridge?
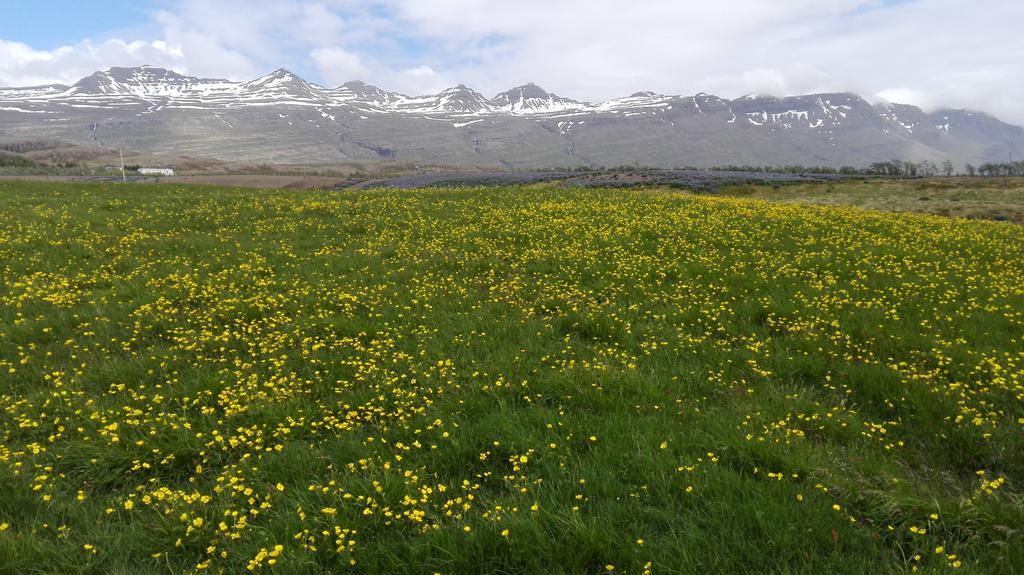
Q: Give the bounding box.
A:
[1,65,1021,168]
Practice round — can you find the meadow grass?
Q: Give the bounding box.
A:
[717,177,1024,223]
[0,181,1022,574]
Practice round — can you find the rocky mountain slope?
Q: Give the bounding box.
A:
[1,66,1021,168]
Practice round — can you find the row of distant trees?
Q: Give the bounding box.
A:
[865,160,955,177]
[968,161,1024,177]
[0,140,62,154]
[707,162,956,176]
[707,160,1024,178]
[554,160,1024,177]
[864,160,1024,177]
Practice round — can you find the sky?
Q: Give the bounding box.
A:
[1,0,1022,123]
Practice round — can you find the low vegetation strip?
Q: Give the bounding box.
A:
[0,153,38,169]
[0,182,1022,574]
[362,169,842,192]
[719,178,1024,224]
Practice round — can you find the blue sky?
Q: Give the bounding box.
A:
[3,1,155,49]
[1,0,1022,124]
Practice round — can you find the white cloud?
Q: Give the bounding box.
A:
[0,38,189,86]
[309,48,452,94]
[385,66,453,96]
[874,88,937,110]
[296,3,348,45]
[1,0,1023,124]
[378,0,1024,123]
[311,46,367,85]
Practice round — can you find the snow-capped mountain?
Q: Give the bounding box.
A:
[237,69,328,103]
[492,84,580,114]
[1,66,1021,168]
[398,85,496,114]
[70,66,230,97]
[332,81,401,107]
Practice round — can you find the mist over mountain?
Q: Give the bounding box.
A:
[1,66,1021,168]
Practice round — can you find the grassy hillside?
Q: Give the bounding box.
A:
[0,181,1022,574]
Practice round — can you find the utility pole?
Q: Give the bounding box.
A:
[120,148,126,183]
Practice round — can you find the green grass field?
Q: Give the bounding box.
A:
[718,178,1024,224]
[1,181,1022,574]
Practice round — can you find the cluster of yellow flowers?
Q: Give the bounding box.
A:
[0,184,1020,572]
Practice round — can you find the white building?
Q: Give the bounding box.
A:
[138,168,175,176]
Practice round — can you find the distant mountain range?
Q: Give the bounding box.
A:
[1,66,1021,168]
